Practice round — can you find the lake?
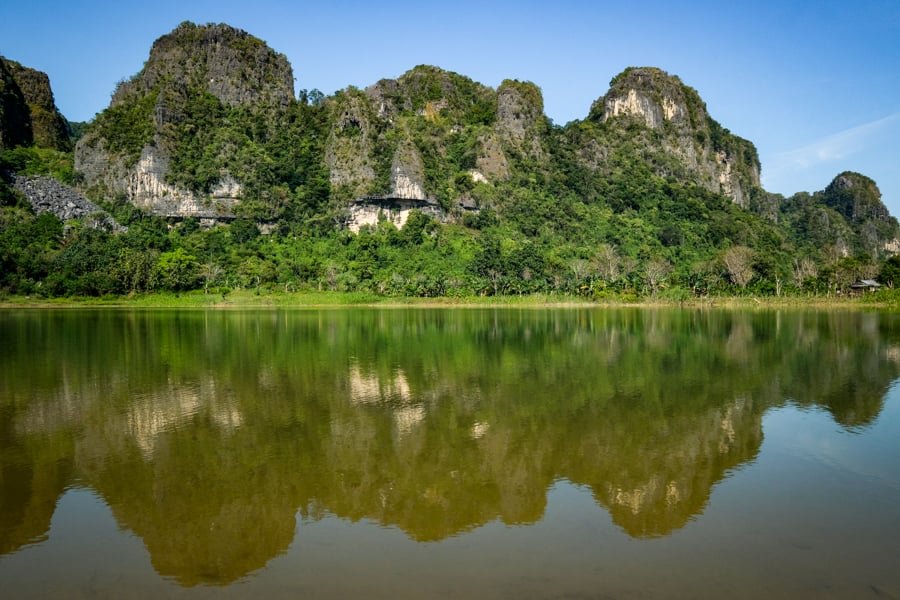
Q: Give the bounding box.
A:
[1,307,899,598]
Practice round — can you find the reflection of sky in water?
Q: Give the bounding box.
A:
[767,383,900,492]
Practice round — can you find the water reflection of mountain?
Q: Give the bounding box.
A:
[1,309,898,584]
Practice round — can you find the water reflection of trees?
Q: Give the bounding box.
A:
[1,308,898,583]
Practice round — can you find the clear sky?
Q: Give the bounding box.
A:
[2,0,898,214]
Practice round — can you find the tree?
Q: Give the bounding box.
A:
[569,258,590,293]
[594,243,621,282]
[644,258,672,295]
[472,233,504,295]
[722,246,754,288]
[201,262,224,294]
[832,256,869,292]
[237,256,276,292]
[792,257,818,288]
[878,255,900,288]
[230,218,259,244]
[153,248,199,291]
[115,247,158,293]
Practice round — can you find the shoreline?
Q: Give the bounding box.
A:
[0,290,895,310]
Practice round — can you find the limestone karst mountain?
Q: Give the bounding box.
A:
[586,66,760,207]
[1,21,897,298]
[69,24,771,221]
[74,21,296,219]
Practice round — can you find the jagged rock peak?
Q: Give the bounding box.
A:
[112,21,294,108]
[0,57,70,151]
[366,65,495,121]
[823,171,892,224]
[496,79,544,140]
[583,66,761,207]
[590,66,703,128]
[75,22,295,220]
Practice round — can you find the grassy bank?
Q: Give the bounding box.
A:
[2,288,900,309]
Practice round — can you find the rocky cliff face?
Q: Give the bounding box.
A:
[585,67,760,206]
[390,140,427,199]
[0,57,70,151]
[325,66,495,205]
[324,88,379,200]
[324,66,551,218]
[75,22,294,218]
[328,65,760,220]
[0,59,32,150]
[495,79,546,162]
[111,22,293,109]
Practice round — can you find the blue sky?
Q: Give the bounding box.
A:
[2,0,898,214]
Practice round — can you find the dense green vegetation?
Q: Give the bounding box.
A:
[0,190,890,301]
[1,138,896,301]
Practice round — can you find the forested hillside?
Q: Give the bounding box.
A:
[1,22,897,299]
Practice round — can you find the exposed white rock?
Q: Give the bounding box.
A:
[597,71,761,207]
[347,204,383,232]
[884,238,900,254]
[346,198,445,233]
[662,96,682,121]
[129,150,186,210]
[256,222,278,235]
[714,151,748,208]
[210,174,242,201]
[126,147,241,217]
[604,89,663,129]
[475,133,509,180]
[390,140,427,199]
[391,166,426,199]
[469,170,489,184]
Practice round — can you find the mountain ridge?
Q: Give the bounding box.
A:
[1,21,897,299]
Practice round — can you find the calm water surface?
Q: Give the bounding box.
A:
[0,308,898,598]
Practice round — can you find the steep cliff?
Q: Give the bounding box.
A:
[581,67,760,207]
[325,65,552,222]
[75,22,296,218]
[0,59,32,150]
[325,65,499,204]
[0,57,70,151]
[495,79,546,161]
[324,87,380,200]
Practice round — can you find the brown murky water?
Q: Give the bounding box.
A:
[1,308,898,598]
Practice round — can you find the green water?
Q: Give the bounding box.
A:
[1,308,898,598]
